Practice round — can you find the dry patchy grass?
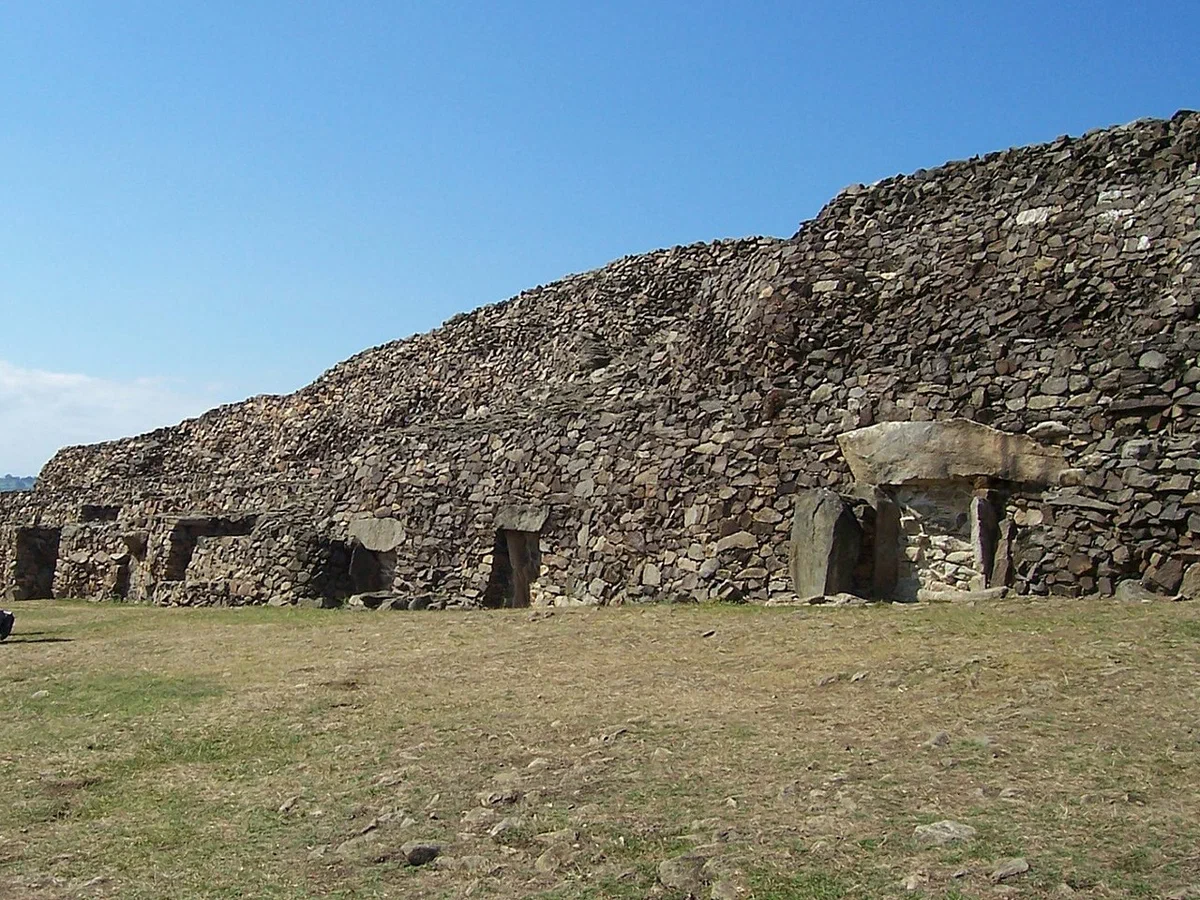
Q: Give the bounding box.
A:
[1,597,1199,899]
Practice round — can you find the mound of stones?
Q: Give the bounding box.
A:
[3,110,1198,608]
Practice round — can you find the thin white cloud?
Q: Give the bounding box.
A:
[0,360,223,476]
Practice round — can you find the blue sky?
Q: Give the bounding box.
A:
[1,1,1197,474]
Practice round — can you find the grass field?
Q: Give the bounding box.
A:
[2,597,1199,899]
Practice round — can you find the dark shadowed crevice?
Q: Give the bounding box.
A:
[348,545,397,593]
[482,529,541,608]
[13,526,61,600]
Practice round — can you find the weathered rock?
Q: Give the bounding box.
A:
[348,517,406,552]
[400,841,441,866]
[716,531,757,553]
[1027,421,1072,443]
[991,857,1030,882]
[1114,579,1158,603]
[809,591,868,606]
[789,490,861,600]
[917,586,1008,603]
[658,853,710,894]
[1143,557,1185,594]
[533,842,574,874]
[913,820,977,846]
[487,817,522,840]
[1179,563,1200,600]
[478,787,522,807]
[901,873,927,892]
[837,420,1067,487]
[461,807,498,827]
[347,591,395,610]
[335,830,380,858]
[494,506,549,533]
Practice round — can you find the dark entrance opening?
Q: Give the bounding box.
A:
[80,504,120,523]
[13,527,62,600]
[482,529,541,608]
[163,516,257,582]
[111,532,149,601]
[348,545,397,594]
[111,557,132,599]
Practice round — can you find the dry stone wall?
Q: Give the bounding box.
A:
[4,111,1199,606]
[893,482,980,599]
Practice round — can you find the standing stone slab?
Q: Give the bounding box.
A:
[970,494,1000,586]
[790,490,862,600]
[991,520,1016,588]
[872,491,900,599]
[1180,563,1200,600]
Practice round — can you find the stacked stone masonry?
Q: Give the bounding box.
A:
[3,112,1199,606]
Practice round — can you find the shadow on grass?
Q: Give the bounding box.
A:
[2,637,73,644]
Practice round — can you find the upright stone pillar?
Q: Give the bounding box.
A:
[991,520,1016,588]
[970,493,1000,586]
[871,491,900,599]
[789,489,862,600]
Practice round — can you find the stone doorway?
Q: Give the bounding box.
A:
[481,507,548,609]
[789,418,1064,602]
[111,556,132,599]
[483,529,542,608]
[163,516,257,582]
[12,526,62,600]
[349,545,397,594]
[892,482,1000,600]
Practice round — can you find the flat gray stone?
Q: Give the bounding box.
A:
[1114,579,1157,602]
[1044,491,1119,513]
[347,591,396,610]
[716,531,757,553]
[990,857,1029,882]
[917,586,1008,603]
[914,820,977,846]
[487,816,522,840]
[1140,350,1168,369]
[921,731,951,748]
[534,842,574,873]
[658,853,709,893]
[1179,563,1200,600]
[348,516,406,552]
[494,505,548,532]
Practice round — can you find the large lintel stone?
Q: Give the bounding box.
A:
[836,419,1067,487]
[494,506,549,533]
[348,516,406,552]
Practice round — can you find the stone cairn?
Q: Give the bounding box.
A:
[2,111,1198,608]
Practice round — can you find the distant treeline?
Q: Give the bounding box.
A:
[0,475,35,492]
